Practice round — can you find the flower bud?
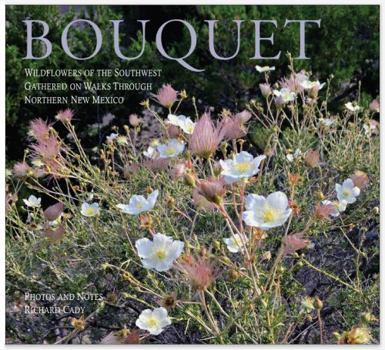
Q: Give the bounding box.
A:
[43,202,64,221]
[259,83,272,98]
[184,173,196,187]
[314,297,323,310]
[304,149,320,168]
[129,114,142,127]
[228,269,241,282]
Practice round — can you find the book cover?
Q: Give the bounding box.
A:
[5,3,380,345]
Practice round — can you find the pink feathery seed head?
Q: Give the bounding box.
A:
[369,98,380,113]
[283,233,310,256]
[192,187,217,211]
[43,223,65,242]
[43,202,64,221]
[29,118,51,141]
[189,113,225,158]
[153,84,178,108]
[166,124,181,138]
[13,161,31,177]
[169,161,187,179]
[31,136,61,161]
[55,109,74,123]
[123,163,141,178]
[351,170,369,189]
[235,110,252,123]
[196,177,226,205]
[221,111,251,140]
[143,158,170,172]
[314,203,334,221]
[177,254,217,291]
[280,71,308,93]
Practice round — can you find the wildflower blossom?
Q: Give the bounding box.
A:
[117,190,159,215]
[243,191,292,230]
[336,179,360,204]
[220,151,266,184]
[135,307,171,335]
[167,114,195,134]
[153,84,178,108]
[157,139,185,158]
[135,233,184,272]
[223,234,248,253]
[23,195,41,208]
[273,88,296,104]
[189,113,225,159]
[80,202,100,217]
[255,65,275,73]
[345,102,360,112]
[55,109,73,123]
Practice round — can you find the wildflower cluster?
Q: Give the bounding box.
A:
[6,63,379,344]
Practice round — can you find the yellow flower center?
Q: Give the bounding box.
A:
[136,202,144,209]
[234,236,243,246]
[85,208,96,216]
[155,249,167,260]
[165,147,176,155]
[234,162,252,173]
[186,125,194,133]
[342,190,351,197]
[147,317,160,328]
[262,207,278,223]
